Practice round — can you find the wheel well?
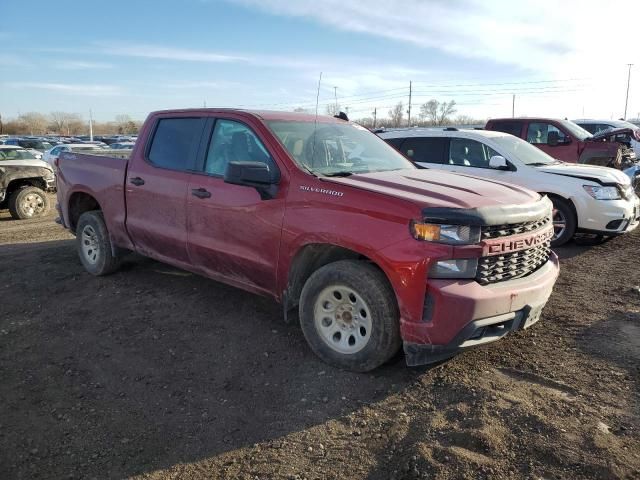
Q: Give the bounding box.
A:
[68,192,101,232]
[541,193,577,220]
[6,178,46,198]
[284,244,389,315]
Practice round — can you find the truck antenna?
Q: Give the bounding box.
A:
[310,71,322,171]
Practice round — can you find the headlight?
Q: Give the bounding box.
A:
[411,222,481,244]
[429,258,478,279]
[583,185,621,200]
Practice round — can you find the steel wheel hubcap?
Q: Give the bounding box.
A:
[21,193,45,217]
[81,225,100,265]
[314,285,372,354]
[552,208,566,240]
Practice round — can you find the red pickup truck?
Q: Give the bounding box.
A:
[485,117,632,169]
[56,109,559,371]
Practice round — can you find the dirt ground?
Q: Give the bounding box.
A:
[0,196,638,480]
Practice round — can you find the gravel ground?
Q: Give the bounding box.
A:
[0,197,638,479]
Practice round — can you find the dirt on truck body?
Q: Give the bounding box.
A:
[0,200,638,479]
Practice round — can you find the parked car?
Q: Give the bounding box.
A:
[379,128,640,246]
[109,142,135,150]
[484,117,636,170]
[0,146,55,219]
[4,138,54,153]
[573,119,640,157]
[43,144,105,166]
[56,109,559,371]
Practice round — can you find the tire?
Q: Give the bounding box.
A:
[76,211,120,276]
[299,260,401,372]
[550,197,577,247]
[8,186,50,220]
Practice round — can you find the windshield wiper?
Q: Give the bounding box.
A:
[323,171,355,177]
[528,162,556,166]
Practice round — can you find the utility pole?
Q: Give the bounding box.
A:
[203,100,207,108]
[372,108,377,129]
[407,81,412,127]
[512,94,515,118]
[89,109,94,141]
[334,86,338,112]
[624,64,633,119]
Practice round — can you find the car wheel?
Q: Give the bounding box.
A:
[8,186,50,220]
[299,260,401,372]
[76,211,120,276]
[550,197,577,247]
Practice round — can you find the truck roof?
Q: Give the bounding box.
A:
[147,108,346,124]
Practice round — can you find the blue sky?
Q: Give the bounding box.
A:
[1,0,638,122]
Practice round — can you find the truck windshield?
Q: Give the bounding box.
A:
[491,134,559,166]
[266,121,415,176]
[558,120,592,141]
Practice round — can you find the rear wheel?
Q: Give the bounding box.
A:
[8,186,49,219]
[550,197,577,247]
[299,260,401,372]
[76,211,120,276]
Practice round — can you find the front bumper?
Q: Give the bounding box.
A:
[402,252,559,366]
[575,194,640,235]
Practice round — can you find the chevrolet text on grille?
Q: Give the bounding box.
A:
[488,229,554,254]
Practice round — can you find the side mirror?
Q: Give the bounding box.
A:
[489,155,510,170]
[224,161,279,199]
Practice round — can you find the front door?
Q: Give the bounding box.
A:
[125,116,206,267]
[186,116,286,295]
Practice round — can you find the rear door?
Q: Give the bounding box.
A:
[525,121,579,162]
[125,115,206,267]
[186,115,286,295]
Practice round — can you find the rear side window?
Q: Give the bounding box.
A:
[148,118,204,170]
[384,138,404,150]
[490,121,523,137]
[399,137,448,164]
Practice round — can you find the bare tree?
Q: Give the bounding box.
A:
[419,100,439,125]
[49,112,83,135]
[388,102,404,127]
[437,100,456,125]
[293,107,309,113]
[18,112,48,135]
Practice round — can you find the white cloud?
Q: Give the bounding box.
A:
[4,82,122,96]
[56,61,114,70]
[228,0,639,75]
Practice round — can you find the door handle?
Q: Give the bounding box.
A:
[130,177,145,186]
[191,188,211,199]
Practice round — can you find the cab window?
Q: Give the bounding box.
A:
[204,119,275,176]
[526,123,568,144]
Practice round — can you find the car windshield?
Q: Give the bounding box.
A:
[266,120,415,175]
[491,134,559,166]
[558,120,592,141]
[0,149,38,160]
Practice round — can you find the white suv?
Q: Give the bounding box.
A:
[379,128,640,246]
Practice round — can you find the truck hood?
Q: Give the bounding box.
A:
[324,168,540,209]
[590,127,640,142]
[536,162,630,185]
[0,158,53,170]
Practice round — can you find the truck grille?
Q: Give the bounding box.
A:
[476,243,551,285]
[481,216,551,240]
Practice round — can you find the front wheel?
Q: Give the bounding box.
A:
[76,211,120,276]
[8,186,50,219]
[299,260,401,372]
[550,197,577,247]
